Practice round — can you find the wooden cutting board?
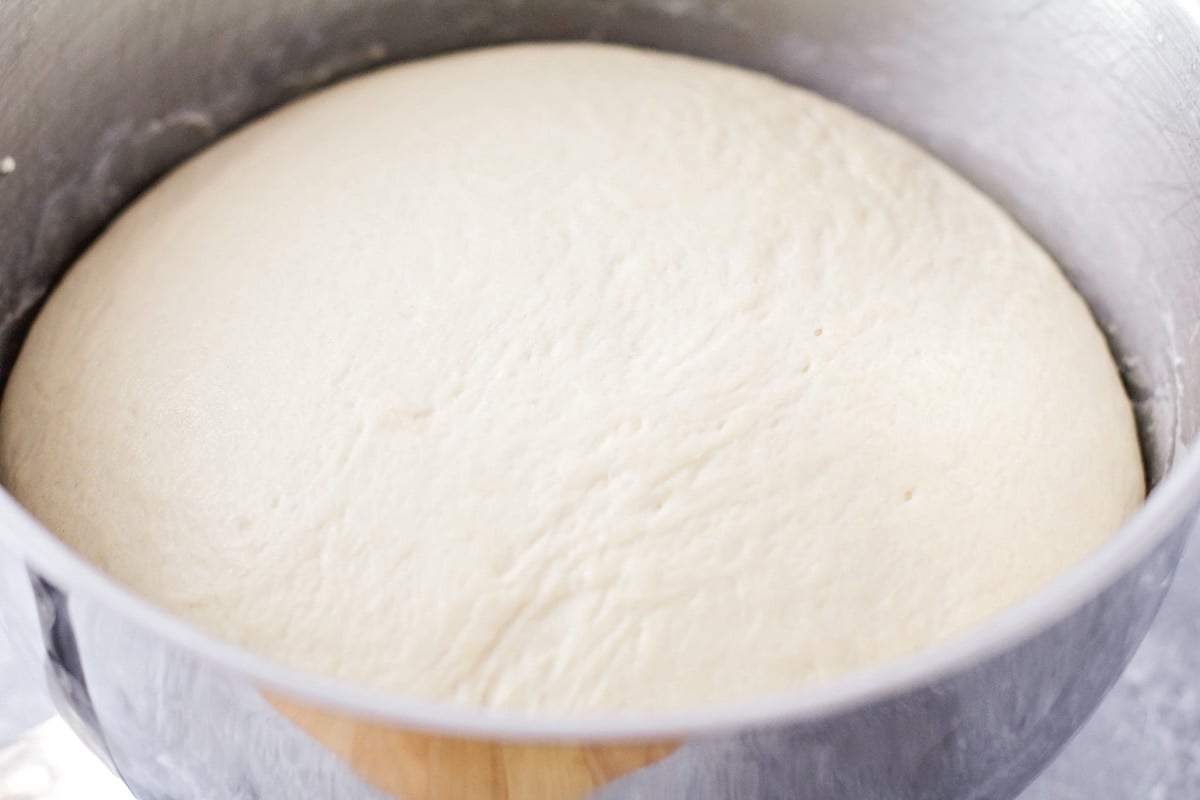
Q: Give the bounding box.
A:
[268,694,680,800]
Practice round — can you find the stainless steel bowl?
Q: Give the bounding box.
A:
[2,1,1199,798]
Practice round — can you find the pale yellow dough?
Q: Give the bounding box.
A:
[0,43,1144,712]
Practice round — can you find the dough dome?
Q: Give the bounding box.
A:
[0,43,1144,712]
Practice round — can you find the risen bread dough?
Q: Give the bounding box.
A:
[0,43,1143,712]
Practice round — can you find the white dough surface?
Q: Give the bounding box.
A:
[0,43,1144,712]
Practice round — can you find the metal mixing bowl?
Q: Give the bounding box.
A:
[2,1,1199,798]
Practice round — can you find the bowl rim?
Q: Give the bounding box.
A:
[3,20,1198,735]
[0,434,1194,741]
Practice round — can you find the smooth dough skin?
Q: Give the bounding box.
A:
[0,43,1144,712]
